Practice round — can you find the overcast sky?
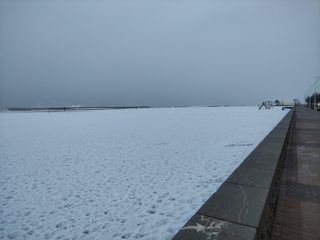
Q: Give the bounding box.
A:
[0,0,319,107]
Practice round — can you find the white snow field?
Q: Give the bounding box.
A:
[0,107,287,240]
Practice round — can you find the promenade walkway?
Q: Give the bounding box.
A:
[271,106,320,240]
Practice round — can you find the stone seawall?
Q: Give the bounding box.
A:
[172,109,294,240]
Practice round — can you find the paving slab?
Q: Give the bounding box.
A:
[271,107,320,240]
[267,125,289,134]
[240,149,282,171]
[172,214,256,240]
[254,140,285,154]
[226,167,275,189]
[172,109,294,240]
[263,135,287,145]
[197,183,268,228]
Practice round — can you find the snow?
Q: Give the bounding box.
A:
[0,107,287,240]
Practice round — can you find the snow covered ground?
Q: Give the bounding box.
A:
[0,107,287,240]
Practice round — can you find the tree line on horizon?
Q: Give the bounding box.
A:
[305,93,320,108]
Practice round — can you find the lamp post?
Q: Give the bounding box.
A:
[309,86,311,109]
[315,76,320,110]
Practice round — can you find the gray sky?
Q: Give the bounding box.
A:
[1,0,319,107]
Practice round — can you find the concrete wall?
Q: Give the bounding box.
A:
[172,109,294,240]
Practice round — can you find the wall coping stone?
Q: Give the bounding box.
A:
[171,109,294,240]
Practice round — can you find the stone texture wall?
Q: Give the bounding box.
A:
[172,110,294,240]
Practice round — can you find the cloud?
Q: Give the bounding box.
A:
[1,0,319,107]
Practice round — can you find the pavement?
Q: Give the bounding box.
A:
[172,107,320,240]
[271,106,320,240]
